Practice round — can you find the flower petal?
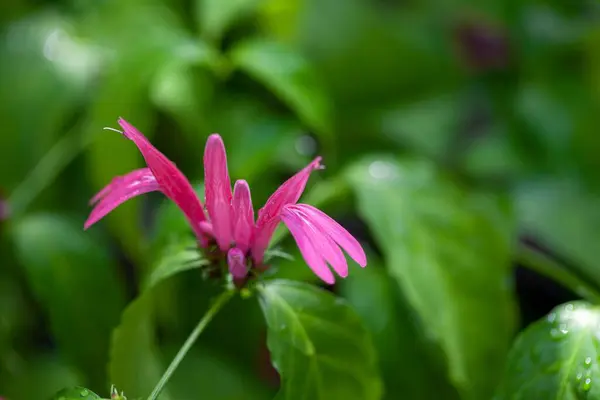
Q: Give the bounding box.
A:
[204,134,234,251]
[252,157,322,263]
[85,168,159,229]
[232,180,254,254]
[117,118,208,244]
[280,205,336,284]
[227,247,248,279]
[290,204,367,267]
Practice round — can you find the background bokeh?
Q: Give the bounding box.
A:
[1,0,599,399]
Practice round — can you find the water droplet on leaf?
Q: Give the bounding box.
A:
[583,377,592,391]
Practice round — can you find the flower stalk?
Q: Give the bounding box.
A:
[146,289,236,400]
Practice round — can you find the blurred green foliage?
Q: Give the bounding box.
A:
[1,0,600,399]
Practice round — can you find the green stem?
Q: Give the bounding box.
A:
[8,125,92,217]
[516,245,600,303]
[147,289,235,400]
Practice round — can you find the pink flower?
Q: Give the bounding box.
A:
[85,118,367,284]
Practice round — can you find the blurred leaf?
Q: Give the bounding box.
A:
[228,117,302,183]
[150,40,220,146]
[208,96,304,187]
[0,10,95,191]
[51,386,101,399]
[517,179,600,289]
[0,355,82,400]
[84,62,155,265]
[347,156,516,399]
[197,0,261,41]
[163,344,273,399]
[9,125,92,217]
[495,301,600,399]
[109,293,171,400]
[150,184,204,256]
[462,127,525,179]
[258,0,303,42]
[82,0,198,265]
[11,214,125,388]
[258,279,383,400]
[230,39,333,141]
[378,94,460,159]
[143,237,208,291]
[339,261,459,400]
[295,0,456,109]
[145,185,204,335]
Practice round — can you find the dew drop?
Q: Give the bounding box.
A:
[582,377,592,391]
[585,357,593,367]
[559,323,569,334]
[80,389,89,397]
[550,328,567,341]
[577,371,584,381]
[547,312,557,324]
[565,303,575,312]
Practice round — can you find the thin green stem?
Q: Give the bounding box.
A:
[147,289,236,400]
[8,125,93,217]
[516,244,600,303]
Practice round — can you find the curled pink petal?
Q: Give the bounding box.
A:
[291,204,367,267]
[117,118,208,245]
[252,157,322,263]
[280,207,335,284]
[204,134,234,251]
[85,168,159,229]
[227,247,248,279]
[232,180,254,254]
[280,204,367,284]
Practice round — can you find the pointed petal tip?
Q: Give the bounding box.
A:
[234,179,249,188]
[322,275,335,285]
[207,133,225,147]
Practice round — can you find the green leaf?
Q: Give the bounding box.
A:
[258,279,383,400]
[197,0,261,41]
[230,39,333,139]
[150,184,205,254]
[11,213,125,389]
[84,63,155,267]
[496,301,600,399]
[149,41,220,145]
[109,293,172,400]
[162,344,273,399]
[82,0,195,265]
[51,386,101,400]
[143,237,208,291]
[339,261,459,400]
[0,10,94,192]
[258,0,303,42]
[346,156,517,399]
[378,94,460,159]
[517,179,600,290]
[0,355,82,400]
[110,189,207,400]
